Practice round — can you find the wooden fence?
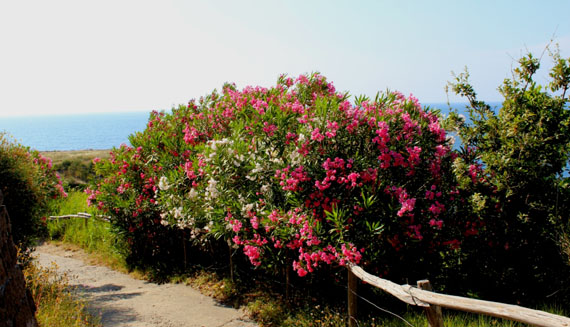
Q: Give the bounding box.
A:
[347,263,570,327]
[49,212,111,223]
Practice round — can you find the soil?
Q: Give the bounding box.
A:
[33,243,258,327]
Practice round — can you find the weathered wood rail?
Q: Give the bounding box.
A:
[49,212,111,222]
[348,263,570,327]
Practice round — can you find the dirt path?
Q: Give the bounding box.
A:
[33,243,258,327]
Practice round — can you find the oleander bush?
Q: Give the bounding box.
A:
[87,73,482,289]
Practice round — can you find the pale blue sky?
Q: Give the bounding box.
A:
[1,0,569,116]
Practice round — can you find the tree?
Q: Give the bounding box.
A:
[447,46,570,303]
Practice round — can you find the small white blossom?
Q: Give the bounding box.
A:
[251,162,263,174]
[158,176,170,190]
[173,206,183,219]
[206,178,219,199]
[289,150,301,166]
[242,203,255,213]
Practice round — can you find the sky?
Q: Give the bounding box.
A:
[1,0,569,117]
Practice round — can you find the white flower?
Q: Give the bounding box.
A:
[158,176,170,190]
[270,158,283,165]
[188,188,198,199]
[260,184,270,194]
[206,178,219,199]
[289,150,301,166]
[160,219,169,226]
[173,206,183,219]
[242,203,255,213]
[251,163,263,174]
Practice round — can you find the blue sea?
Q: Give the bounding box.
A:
[0,111,152,151]
[0,103,498,151]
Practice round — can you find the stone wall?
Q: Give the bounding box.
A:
[0,190,38,327]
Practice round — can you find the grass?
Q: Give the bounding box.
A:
[40,149,110,167]
[24,259,101,327]
[47,191,127,272]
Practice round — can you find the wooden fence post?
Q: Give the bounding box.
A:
[348,268,358,327]
[417,280,444,327]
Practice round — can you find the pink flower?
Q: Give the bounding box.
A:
[311,127,324,142]
[296,74,309,85]
[429,219,443,229]
[407,146,422,167]
[262,122,278,137]
[183,124,200,145]
[250,215,259,229]
[397,198,416,217]
[243,245,261,266]
[429,201,445,217]
[325,121,339,138]
[291,100,305,114]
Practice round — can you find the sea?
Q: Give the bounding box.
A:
[0,111,152,151]
[0,103,495,151]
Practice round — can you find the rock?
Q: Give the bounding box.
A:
[0,191,38,327]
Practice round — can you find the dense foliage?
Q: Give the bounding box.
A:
[87,73,481,289]
[86,48,570,305]
[446,48,570,301]
[0,133,67,252]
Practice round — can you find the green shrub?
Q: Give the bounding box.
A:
[446,47,570,303]
[0,133,66,253]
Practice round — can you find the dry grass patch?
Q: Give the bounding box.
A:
[24,258,101,327]
[41,149,111,166]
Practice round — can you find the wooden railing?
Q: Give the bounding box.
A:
[347,263,570,327]
[49,212,110,223]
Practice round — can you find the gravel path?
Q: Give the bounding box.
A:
[34,243,258,327]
